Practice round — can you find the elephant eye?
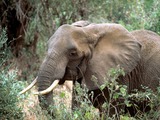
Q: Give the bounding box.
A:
[69,50,78,57]
[68,47,79,58]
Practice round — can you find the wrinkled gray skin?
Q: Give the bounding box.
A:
[37,21,160,117]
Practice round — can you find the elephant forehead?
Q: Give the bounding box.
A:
[60,27,87,41]
[49,27,87,47]
[56,24,79,35]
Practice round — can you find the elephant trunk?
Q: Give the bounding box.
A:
[19,50,67,110]
[36,75,54,109]
[36,52,67,109]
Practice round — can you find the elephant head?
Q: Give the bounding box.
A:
[20,21,142,111]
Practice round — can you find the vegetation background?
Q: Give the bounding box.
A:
[0,0,160,119]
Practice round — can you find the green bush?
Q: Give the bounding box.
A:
[88,0,160,33]
[0,69,24,120]
[0,28,11,66]
[47,82,99,120]
[50,66,160,120]
[0,28,24,120]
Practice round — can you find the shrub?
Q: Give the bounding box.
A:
[0,28,24,120]
[54,66,160,120]
[0,69,24,120]
[0,28,11,66]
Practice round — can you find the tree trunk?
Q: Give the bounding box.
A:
[0,0,36,57]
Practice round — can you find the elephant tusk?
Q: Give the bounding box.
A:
[33,80,59,95]
[19,77,38,95]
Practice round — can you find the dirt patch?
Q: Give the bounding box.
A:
[20,81,73,120]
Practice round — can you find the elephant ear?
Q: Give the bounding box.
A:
[84,23,141,77]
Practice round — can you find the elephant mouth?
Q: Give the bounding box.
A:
[19,57,86,95]
[19,67,82,96]
[59,56,86,84]
[58,66,81,84]
[32,66,83,95]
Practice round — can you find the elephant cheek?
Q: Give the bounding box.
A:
[64,67,77,78]
[38,56,67,81]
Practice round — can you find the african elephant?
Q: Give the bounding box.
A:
[20,21,160,118]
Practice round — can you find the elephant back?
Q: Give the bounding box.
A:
[131,30,160,90]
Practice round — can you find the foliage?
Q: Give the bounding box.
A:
[0,28,11,66]
[0,69,24,120]
[100,67,160,119]
[127,86,160,119]
[73,67,160,120]
[88,0,160,33]
[0,29,24,120]
[47,82,99,120]
[71,83,99,120]
[38,67,159,120]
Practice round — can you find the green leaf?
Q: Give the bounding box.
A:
[100,84,106,90]
[124,100,131,107]
[113,93,120,99]
[120,87,127,96]
[59,92,65,98]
